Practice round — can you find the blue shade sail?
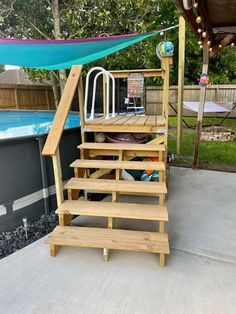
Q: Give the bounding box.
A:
[0,26,177,70]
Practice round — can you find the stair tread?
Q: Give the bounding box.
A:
[65,178,167,194]
[70,159,166,171]
[45,226,170,254]
[56,200,168,221]
[78,143,166,151]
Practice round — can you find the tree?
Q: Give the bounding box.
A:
[0,65,4,73]
[0,0,235,100]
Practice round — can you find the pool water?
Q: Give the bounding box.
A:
[0,111,80,139]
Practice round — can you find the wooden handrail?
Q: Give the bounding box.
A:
[42,65,83,156]
[109,69,163,78]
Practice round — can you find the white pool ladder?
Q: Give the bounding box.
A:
[84,67,115,121]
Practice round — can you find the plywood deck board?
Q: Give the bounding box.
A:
[123,115,141,126]
[112,115,133,125]
[156,116,165,125]
[102,115,125,125]
[87,116,107,125]
[45,226,170,254]
[133,115,149,125]
[56,200,168,221]
[78,143,166,151]
[70,159,166,171]
[64,178,167,194]
[145,115,157,126]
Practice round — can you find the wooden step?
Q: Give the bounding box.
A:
[78,143,166,152]
[45,226,170,255]
[56,200,168,221]
[65,178,167,194]
[70,159,166,171]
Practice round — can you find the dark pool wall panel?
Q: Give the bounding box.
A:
[0,127,81,233]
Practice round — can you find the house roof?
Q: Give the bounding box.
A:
[0,69,49,85]
[174,0,236,47]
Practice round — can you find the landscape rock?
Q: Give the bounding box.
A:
[0,212,58,259]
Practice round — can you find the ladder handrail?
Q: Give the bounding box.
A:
[42,65,82,156]
[84,67,115,121]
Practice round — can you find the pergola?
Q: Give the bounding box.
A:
[174,0,236,168]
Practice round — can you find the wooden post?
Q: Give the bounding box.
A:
[78,77,86,143]
[161,56,171,122]
[193,40,209,168]
[160,253,165,267]
[52,148,64,206]
[176,16,186,156]
[14,88,19,109]
[161,55,172,173]
[45,89,50,110]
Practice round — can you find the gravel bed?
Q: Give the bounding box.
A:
[0,212,58,260]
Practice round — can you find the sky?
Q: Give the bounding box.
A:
[5,65,20,70]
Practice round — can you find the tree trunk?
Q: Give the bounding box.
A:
[51,0,67,93]
[49,71,60,107]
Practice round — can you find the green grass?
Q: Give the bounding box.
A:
[168,117,236,166]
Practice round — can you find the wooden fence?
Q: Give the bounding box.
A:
[1,82,235,118]
[0,84,55,110]
[145,85,236,117]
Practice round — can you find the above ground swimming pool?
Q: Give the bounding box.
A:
[0,110,80,139]
[0,110,81,232]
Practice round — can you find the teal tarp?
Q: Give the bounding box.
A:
[0,32,157,70]
[0,25,178,70]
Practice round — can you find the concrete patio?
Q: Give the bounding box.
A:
[0,167,236,314]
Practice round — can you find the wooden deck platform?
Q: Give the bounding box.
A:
[82,114,167,133]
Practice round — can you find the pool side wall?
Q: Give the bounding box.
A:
[0,127,81,233]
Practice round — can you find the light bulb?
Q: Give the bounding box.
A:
[198,28,202,33]
[207,40,211,45]
[219,44,222,48]
[209,47,212,52]
[231,42,235,47]
[193,2,198,8]
[196,16,202,24]
[202,31,207,38]
[198,40,202,45]
[200,45,203,49]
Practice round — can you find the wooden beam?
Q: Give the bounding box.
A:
[177,16,186,156]
[193,39,209,168]
[210,34,235,57]
[52,148,64,206]
[78,77,86,143]
[161,55,172,121]
[109,69,163,78]
[42,65,83,156]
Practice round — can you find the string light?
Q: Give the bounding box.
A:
[219,44,222,48]
[193,1,198,8]
[198,28,202,33]
[198,40,202,45]
[207,40,211,46]
[231,42,235,47]
[209,47,212,52]
[200,44,203,48]
[196,16,202,24]
[202,31,207,38]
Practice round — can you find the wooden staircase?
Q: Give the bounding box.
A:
[46,142,170,266]
[43,61,173,266]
